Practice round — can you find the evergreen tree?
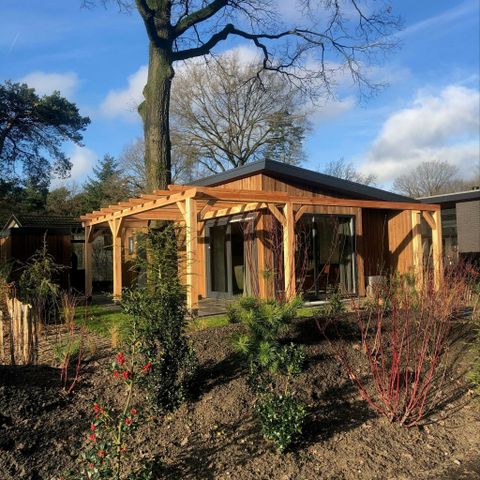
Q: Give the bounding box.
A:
[81,154,130,212]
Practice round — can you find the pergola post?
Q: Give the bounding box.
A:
[411,210,424,288]
[108,218,124,300]
[185,197,199,311]
[431,209,443,290]
[84,225,93,298]
[283,202,296,301]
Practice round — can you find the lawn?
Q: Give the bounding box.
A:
[75,303,320,339]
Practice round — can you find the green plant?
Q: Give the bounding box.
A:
[17,235,63,324]
[122,226,197,412]
[229,295,307,451]
[53,337,81,367]
[60,349,155,480]
[318,286,345,319]
[255,393,307,452]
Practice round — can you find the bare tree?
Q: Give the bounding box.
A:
[323,158,376,186]
[119,137,197,191]
[393,160,462,197]
[86,0,401,190]
[171,53,308,174]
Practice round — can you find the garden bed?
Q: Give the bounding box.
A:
[0,317,479,479]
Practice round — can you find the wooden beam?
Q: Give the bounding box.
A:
[84,225,93,297]
[355,209,366,297]
[411,210,424,288]
[294,205,308,223]
[108,218,124,299]
[176,201,186,220]
[199,200,215,218]
[256,212,268,299]
[267,203,286,227]
[185,197,198,311]
[432,210,443,290]
[81,189,197,226]
[168,184,440,212]
[283,202,296,301]
[422,211,436,230]
[201,202,267,221]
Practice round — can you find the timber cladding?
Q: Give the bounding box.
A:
[387,210,414,274]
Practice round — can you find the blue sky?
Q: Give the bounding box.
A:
[1,0,479,189]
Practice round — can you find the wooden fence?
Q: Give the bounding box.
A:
[0,295,38,365]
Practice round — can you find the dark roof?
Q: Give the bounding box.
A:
[1,213,81,232]
[192,159,417,203]
[418,189,480,205]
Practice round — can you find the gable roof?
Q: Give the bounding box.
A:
[192,159,417,203]
[418,189,480,204]
[1,213,81,233]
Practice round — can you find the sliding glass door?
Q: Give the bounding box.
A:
[205,219,255,298]
[297,214,356,299]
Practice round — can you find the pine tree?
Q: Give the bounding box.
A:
[81,154,130,212]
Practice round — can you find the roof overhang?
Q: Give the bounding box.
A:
[81,184,440,228]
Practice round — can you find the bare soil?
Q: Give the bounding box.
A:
[0,317,479,480]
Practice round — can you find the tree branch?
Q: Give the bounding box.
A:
[135,0,159,44]
[174,0,228,38]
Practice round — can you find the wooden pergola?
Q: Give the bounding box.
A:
[80,185,442,310]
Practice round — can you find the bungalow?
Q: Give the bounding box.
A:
[0,213,84,290]
[80,160,443,309]
[419,188,480,266]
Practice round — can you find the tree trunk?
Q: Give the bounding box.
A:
[139,43,174,192]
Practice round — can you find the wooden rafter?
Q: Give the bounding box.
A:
[201,202,267,221]
[81,184,440,230]
[81,189,196,226]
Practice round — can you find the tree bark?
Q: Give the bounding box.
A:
[139,43,174,191]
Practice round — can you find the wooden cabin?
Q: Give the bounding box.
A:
[80,160,443,309]
[0,214,84,291]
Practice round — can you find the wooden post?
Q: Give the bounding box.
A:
[256,212,267,299]
[185,197,199,311]
[411,210,423,288]
[355,208,366,297]
[108,218,124,300]
[432,209,443,290]
[283,202,296,301]
[84,225,93,298]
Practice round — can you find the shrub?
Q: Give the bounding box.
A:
[229,295,307,451]
[17,236,63,324]
[324,268,473,427]
[122,226,197,412]
[255,393,307,452]
[61,350,154,480]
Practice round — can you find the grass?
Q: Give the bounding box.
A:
[74,304,320,339]
[75,305,132,340]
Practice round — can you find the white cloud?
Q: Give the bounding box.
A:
[51,146,97,189]
[359,85,480,183]
[19,71,80,97]
[100,65,147,122]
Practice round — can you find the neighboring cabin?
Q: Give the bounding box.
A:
[0,214,84,291]
[81,159,443,309]
[419,188,480,266]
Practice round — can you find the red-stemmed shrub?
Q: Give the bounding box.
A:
[321,265,477,427]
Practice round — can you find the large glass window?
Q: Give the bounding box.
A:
[296,215,356,299]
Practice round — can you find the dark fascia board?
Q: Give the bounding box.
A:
[191,159,417,203]
[1,226,78,237]
[418,190,480,204]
